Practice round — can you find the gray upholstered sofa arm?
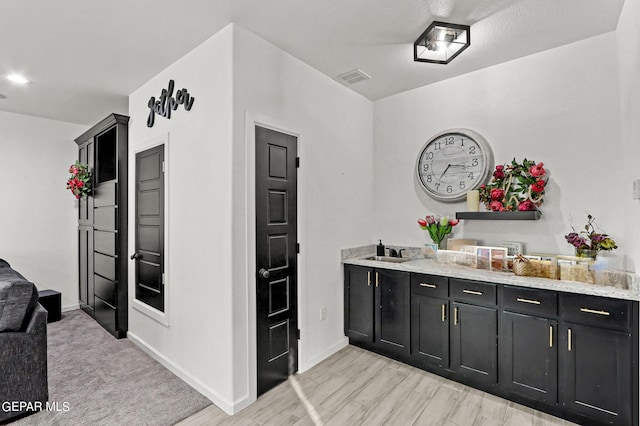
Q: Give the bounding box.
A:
[0,303,48,423]
[24,303,48,335]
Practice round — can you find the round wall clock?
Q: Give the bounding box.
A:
[416,128,494,202]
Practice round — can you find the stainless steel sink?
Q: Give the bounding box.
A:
[364,256,411,263]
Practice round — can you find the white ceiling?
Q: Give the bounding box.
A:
[0,0,625,125]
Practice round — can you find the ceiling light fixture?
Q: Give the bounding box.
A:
[414,21,470,65]
[6,73,30,85]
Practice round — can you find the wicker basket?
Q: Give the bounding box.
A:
[513,256,534,276]
[513,255,557,279]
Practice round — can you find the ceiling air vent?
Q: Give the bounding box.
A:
[337,69,371,85]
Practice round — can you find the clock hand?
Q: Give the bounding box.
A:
[439,164,452,179]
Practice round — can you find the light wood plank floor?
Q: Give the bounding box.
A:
[177,345,577,426]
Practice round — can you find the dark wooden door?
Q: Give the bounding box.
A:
[411,295,449,368]
[451,302,498,387]
[344,265,374,344]
[501,312,558,403]
[375,269,410,357]
[133,145,165,312]
[560,323,632,425]
[256,126,298,396]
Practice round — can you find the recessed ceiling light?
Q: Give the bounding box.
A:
[6,74,30,85]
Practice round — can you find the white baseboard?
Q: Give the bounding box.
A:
[62,304,80,312]
[127,331,237,415]
[298,337,348,374]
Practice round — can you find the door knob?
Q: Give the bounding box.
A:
[130,253,140,260]
[258,268,270,279]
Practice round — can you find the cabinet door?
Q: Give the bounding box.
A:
[411,294,449,368]
[451,302,498,387]
[561,323,632,425]
[501,312,557,403]
[375,269,410,357]
[344,265,374,344]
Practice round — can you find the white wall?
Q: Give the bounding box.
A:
[125,23,373,415]
[127,26,236,412]
[617,0,640,272]
[0,111,86,310]
[231,25,374,409]
[373,32,629,268]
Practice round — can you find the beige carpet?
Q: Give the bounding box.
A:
[13,309,211,426]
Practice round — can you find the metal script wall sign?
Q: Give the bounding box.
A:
[147,80,195,127]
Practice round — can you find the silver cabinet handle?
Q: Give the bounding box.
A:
[420,283,437,288]
[463,289,483,296]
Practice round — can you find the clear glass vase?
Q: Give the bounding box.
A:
[575,248,598,260]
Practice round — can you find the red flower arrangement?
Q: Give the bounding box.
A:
[66,161,92,199]
[478,158,548,212]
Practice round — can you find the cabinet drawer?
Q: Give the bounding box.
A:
[94,297,116,333]
[411,273,448,298]
[94,252,117,282]
[94,274,116,307]
[561,294,632,332]
[94,206,117,231]
[503,286,557,318]
[94,230,116,256]
[451,279,496,306]
[94,181,117,207]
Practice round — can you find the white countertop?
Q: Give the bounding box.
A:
[343,254,640,302]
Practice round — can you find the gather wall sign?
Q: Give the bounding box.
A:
[147,80,195,127]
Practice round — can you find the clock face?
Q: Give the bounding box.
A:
[416,129,494,202]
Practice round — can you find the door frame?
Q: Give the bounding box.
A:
[130,133,171,327]
[245,113,306,406]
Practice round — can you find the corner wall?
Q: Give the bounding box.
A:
[125,22,374,415]
[230,25,374,409]
[373,32,627,267]
[127,25,236,412]
[0,110,87,310]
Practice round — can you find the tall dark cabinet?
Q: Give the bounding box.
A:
[75,113,129,338]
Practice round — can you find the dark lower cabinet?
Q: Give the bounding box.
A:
[411,295,449,368]
[344,265,410,358]
[450,302,498,387]
[411,273,449,368]
[344,264,638,426]
[501,312,558,403]
[561,323,632,425]
[374,269,410,357]
[344,265,374,344]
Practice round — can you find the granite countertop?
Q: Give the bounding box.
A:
[342,245,640,302]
